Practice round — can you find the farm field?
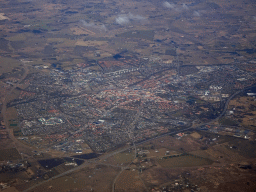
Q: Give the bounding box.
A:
[157,154,213,168]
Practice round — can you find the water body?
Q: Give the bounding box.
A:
[63,157,84,165]
[113,54,122,60]
[32,30,43,34]
[242,85,256,96]
[72,153,99,159]
[38,158,64,169]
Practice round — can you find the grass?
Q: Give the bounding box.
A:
[157,154,213,168]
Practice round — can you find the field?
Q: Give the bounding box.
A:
[6,34,27,41]
[114,151,135,164]
[190,150,217,161]
[138,134,202,154]
[1,187,19,192]
[117,30,154,41]
[0,138,17,150]
[0,57,21,75]
[5,107,22,137]
[28,164,120,192]
[115,170,146,192]
[0,148,21,161]
[105,149,135,166]
[227,95,256,129]
[75,40,108,47]
[140,148,181,159]
[157,154,213,168]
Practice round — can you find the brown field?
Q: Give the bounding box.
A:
[140,166,186,187]
[211,143,246,162]
[115,170,146,192]
[145,148,180,158]
[75,40,108,47]
[190,132,201,139]
[114,151,135,164]
[51,39,77,48]
[228,96,256,129]
[0,148,21,161]
[105,149,135,166]
[6,107,18,121]
[6,34,27,41]
[139,135,202,153]
[0,139,16,150]
[2,187,19,192]
[80,143,93,154]
[70,27,94,35]
[28,164,120,192]
[190,150,217,161]
[0,57,21,75]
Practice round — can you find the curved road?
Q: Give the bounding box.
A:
[1,63,35,155]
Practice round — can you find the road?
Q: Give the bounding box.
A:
[215,85,256,121]
[1,63,34,155]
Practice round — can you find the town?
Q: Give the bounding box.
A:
[6,60,255,153]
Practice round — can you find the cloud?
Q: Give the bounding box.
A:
[163,1,175,9]
[115,13,147,25]
[128,13,146,20]
[115,16,130,25]
[182,3,189,10]
[80,20,107,31]
[193,11,200,17]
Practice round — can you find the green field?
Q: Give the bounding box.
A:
[158,154,213,168]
